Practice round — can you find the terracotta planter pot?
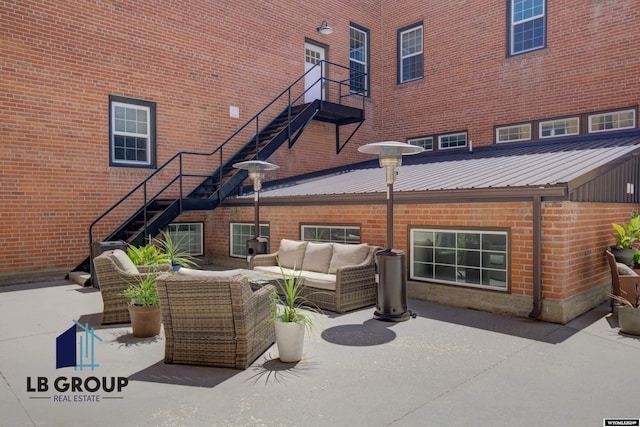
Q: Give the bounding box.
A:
[275,321,305,362]
[618,307,640,336]
[128,305,161,338]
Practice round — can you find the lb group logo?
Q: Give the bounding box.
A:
[26,320,128,403]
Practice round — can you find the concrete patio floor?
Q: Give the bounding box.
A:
[1,278,639,427]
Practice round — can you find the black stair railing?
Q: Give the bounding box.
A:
[88,60,366,255]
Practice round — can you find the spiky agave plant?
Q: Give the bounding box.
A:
[270,262,322,326]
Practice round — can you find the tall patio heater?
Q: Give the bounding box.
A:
[358,141,424,321]
[232,160,279,261]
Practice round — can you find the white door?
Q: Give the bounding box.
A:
[304,42,325,103]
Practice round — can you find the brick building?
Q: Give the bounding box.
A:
[2,1,639,322]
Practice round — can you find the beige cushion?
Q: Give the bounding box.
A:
[617,262,638,276]
[253,266,336,291]
[176,268,244,279]
[109,249,139,275]
[328,243,370,274]
[277,239,308,270]
[299,270,336,291]
[302,242,334,273]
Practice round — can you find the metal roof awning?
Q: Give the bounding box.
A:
[225,131,640,206]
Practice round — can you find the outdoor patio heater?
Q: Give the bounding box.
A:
[232,160,279,261]
[358,141,424,321]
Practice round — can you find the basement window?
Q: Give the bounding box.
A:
[230,222,270,258]
[165,223,203,256]
[438,132,467,150]
[496,124,531,143]
[410,228,509,291]
[301,224,361,244]
[588,109,636,133]
[539,117,579,138]
[408,136,434,151]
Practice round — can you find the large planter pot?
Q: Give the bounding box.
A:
[618,307,640,336]
[128,305,161,338]
[275,321,305,363]
[610,247,635,267]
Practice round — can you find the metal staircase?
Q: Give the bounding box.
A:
[72,60,366,276]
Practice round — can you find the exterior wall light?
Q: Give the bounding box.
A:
[316,20,333,35]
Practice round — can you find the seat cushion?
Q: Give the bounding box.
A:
[277,239,308,270]
[253,266,336,291]
[302,242,333,273]
[328,243,369,274]
[299,270,337,291]
[617,262,638,276]
[109,249,139,275]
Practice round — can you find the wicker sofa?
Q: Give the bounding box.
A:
[93,249,171,325]
[249,239,381,313]
[156,270,275,369]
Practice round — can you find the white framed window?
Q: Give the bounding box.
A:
[109,95,156,168]
[408,137,434,151]
[350,23,369,96]
[410,228,509,291]
[165,223,203,256]
[496,124,531,143]
[230,222,270,258]
[539,118,579,138]
[301,224,361,244]
[588,109,636,133]
[439,132,467,150]
[398,23,423,83]
[509,0,546,56]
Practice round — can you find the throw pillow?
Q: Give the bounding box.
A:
[110,249,139,274]
[302,242,334,273]
[277,239,308,270]
[328,243,370,274]
[617,262,638,276]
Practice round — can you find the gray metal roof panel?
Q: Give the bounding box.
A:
[240,134,640,198]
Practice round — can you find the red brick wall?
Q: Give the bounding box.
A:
[2,0,638,279]
[206,201,638,302]
[379,0,640,145]
[0,0,381,274]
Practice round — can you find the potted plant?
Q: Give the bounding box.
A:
[127,237,164,266]
[611,210,640,267]
[270,264,322,363]
[155,229,199,272]
[123,274,162,338]
[610,282,640,335]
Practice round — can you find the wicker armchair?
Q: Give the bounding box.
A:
[155,271,275,369]
[93,249,170,325]
[605,249,640,313]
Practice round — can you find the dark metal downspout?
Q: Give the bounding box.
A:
[529,195,543,318]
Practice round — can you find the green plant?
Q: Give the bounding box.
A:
[270,263,322,326]
[155,230,199,269]
[126,237,164,266]
[611,211,640,249]
[123,274,159,307]
[634,250,640,267]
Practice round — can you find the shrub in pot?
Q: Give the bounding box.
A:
[123,275,162,338]
[270,264,323,363]
[155,230,199,271]
[611,210,640,267]
[610,282,640,336]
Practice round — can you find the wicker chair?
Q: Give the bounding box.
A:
[605,249,640,313]
[155,271,276,369]
[93,249,170,325]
